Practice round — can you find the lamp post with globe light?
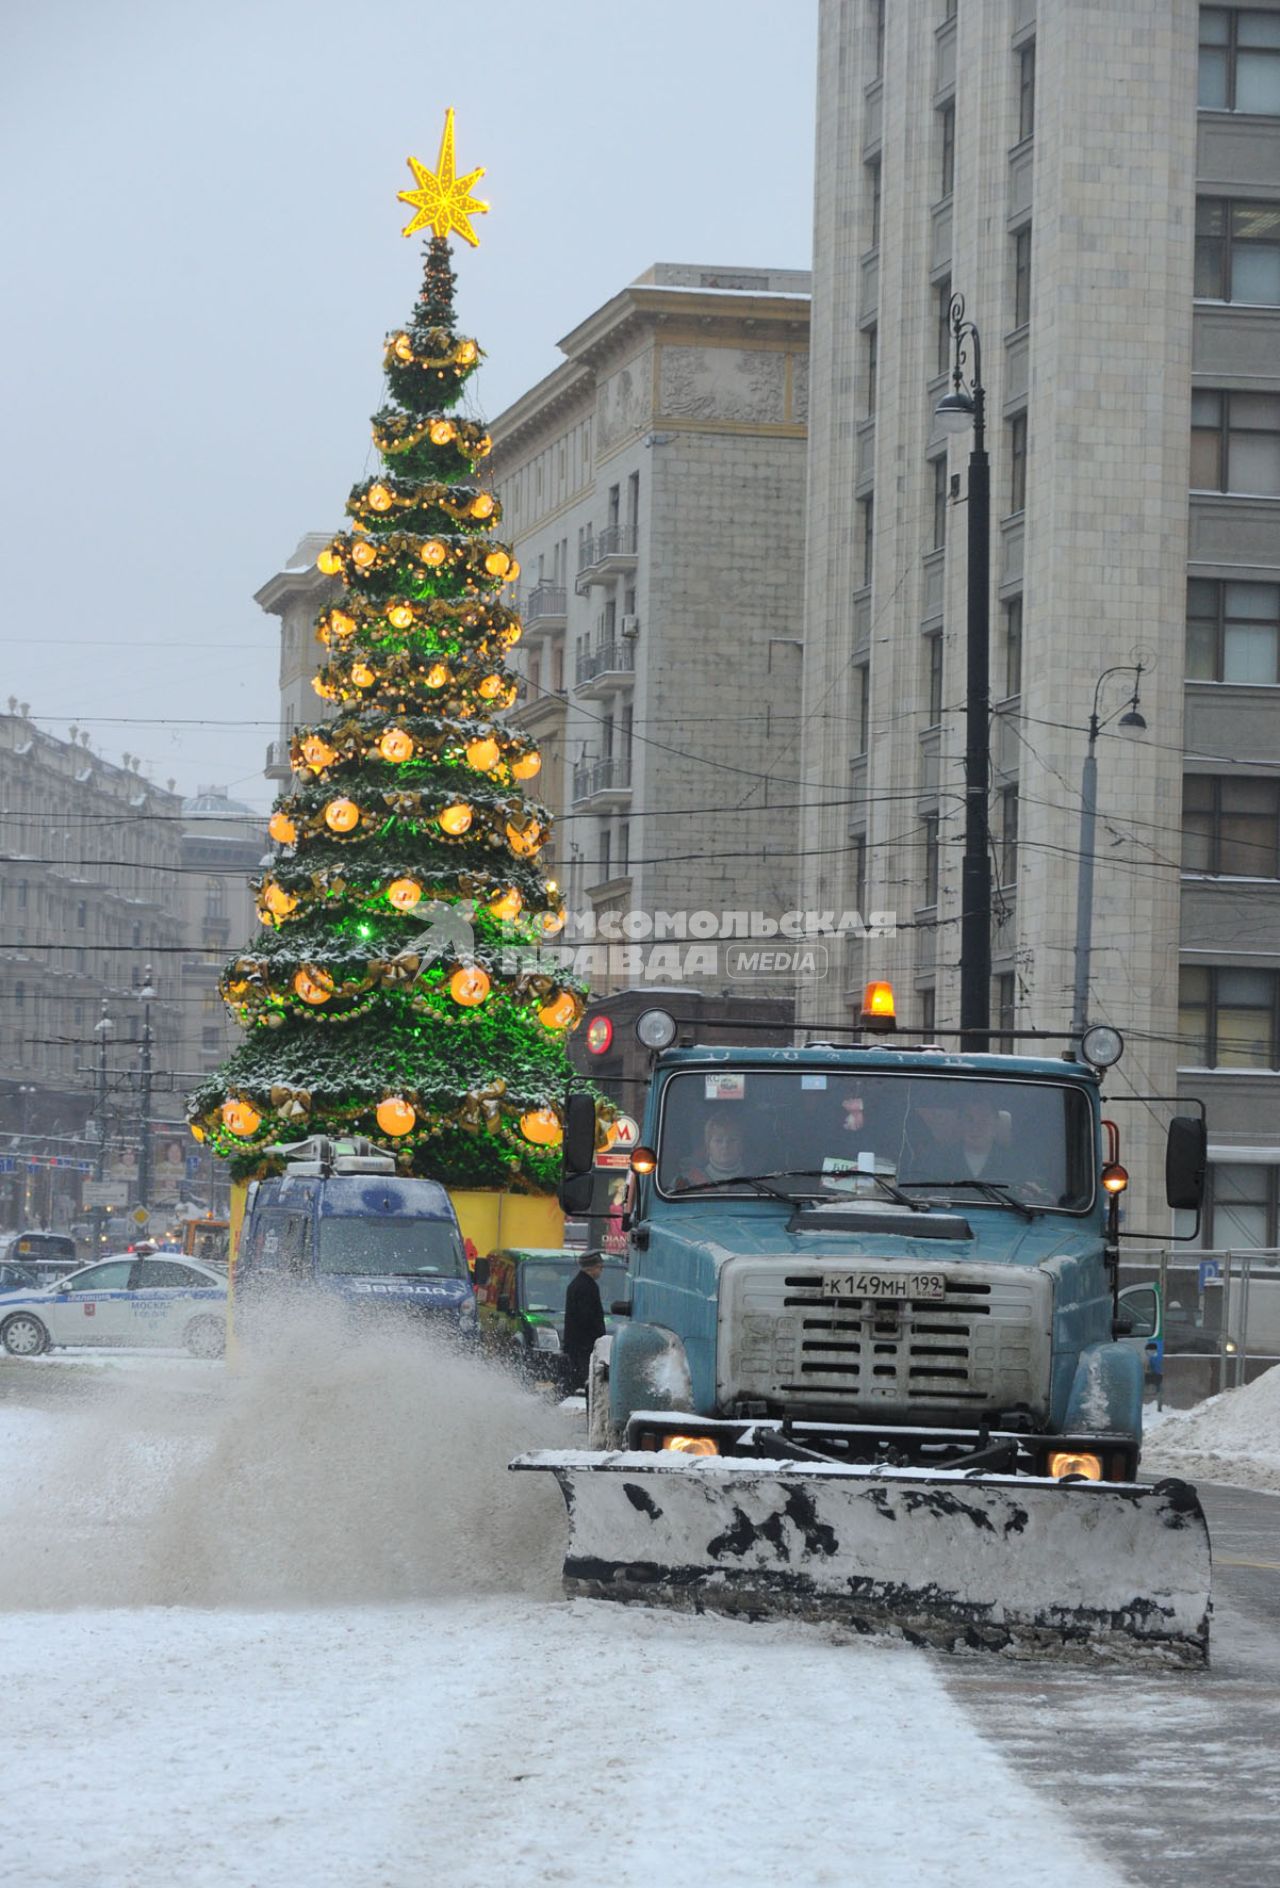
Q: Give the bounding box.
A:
[935,294,991,1049]
[1070,666,1149,1041]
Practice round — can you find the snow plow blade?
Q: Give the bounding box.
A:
[512,1451,1211,1666]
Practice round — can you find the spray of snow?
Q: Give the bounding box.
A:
[1142,1360,1280,1493]
[0,1306,566,1609]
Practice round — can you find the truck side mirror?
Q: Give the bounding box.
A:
[559,1091,598,1214]
[1166,1116,1207,1212]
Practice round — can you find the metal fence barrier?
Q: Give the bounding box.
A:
[1118,1247,1280,1408]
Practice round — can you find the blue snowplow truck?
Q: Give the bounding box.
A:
[515,1020,1213,1664]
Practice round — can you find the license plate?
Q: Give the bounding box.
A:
[822,1271,946,1301]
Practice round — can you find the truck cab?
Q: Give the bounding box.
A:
[566,1038,1205,1481]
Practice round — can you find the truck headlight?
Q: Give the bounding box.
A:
[531,1325,560,1352]
[457,1296,477,1327]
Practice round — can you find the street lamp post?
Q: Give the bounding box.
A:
[1070,666,1148,1040]
[92,1003,113,1253]
[936,295,991,1050]
[137,967,155,1213]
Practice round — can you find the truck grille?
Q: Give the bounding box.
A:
[721,1263,1051,1420]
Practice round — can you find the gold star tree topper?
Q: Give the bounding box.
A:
[398,109,490,247]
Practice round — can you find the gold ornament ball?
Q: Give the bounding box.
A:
[511,750,542,781]
[538,991,577,1031]
[429,419,455,445]
[520,1108,563,1148]
[312,676,338,700]
[268,810,297,845]
[387,603,414,629]
[477,673,503,700]
[420,539,447,567]
[294,968,333,1006]
[438,801,473,836]
[351,540,377,571]
[262,881,298,917]
[465,736,500,772]
[456,340,478,365]
[328,609,356,640]
[351,662,375,689]
[387,877,423,912]
[367,483,394,512]
[505,559,521,583]
[484,549,511,578]
[506,819,542,858]
[379,728,415,764]
[539,908,567,936]
[424,663,450,689]
[376,1096,416,1137]
[316,548,343,576]
[324,797,360,833]
[470,493,495,520]
[393,333,413,362]
[301,736,338,769]
[222,1098,262,1139]
[450,965,491,1007]
[488,887,522,921]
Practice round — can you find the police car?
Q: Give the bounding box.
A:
[0,1251,227,1359]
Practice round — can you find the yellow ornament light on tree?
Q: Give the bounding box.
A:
[324,798,360,833]
[387,603,414,629]
[387,877,423,911]
[420,539,447,567]
[470,493,495,520]
[222,1098,262,1138]
[430,419,455,445]
[506,819,542,857]
[367,483,394,512]
[392,333,414,362]
[539,908,567,936]
[268,810,297,845]
[301,735,338,769]
[376,1096,416,1137]
[294,968,334,1006]
[327,609,356,640]
[488,887,522,921]
[484,549,510,577]
[465,736,500,771]
[520,1108,563,1147]
[397,109,490,248]
[317,548,343,576]
[438,801,473,836]
[424,663,450,689]
[456,340,479,365]
[538,991,577,1031]
[510,750,541,781]
[351,539,377,570]
[379,728,415,763]
[351,662,375,689]
[449,965,491,1007]
[262,881,298,917]
[477,674,503,700]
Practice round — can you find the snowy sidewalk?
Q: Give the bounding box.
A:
[3,1598,1125,1888]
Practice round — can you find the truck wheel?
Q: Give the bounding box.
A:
[2,1312,50,1357]
[184,1315,226,1360]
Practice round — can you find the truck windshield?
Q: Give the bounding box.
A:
[317,1218,467,1278]
[519,1261,630,1316]
[656,1070,1093,1211]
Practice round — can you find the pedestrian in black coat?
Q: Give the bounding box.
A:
[562,1253,606,1393]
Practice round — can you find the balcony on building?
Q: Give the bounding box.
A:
[575,524,639,593]
[265,737,293,781]
[571,756,633,810]
[574,640,637,697]
[521,582,568,632]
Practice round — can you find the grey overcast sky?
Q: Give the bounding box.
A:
[1,0,816,812]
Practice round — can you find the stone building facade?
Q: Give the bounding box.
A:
[490,264,811,997]
[801,0,1280,1237]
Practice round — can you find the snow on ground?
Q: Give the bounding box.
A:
[0,1333,1128,1888]
[1142,1361,1280,1495]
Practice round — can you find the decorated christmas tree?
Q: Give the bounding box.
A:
[189,112,585,1189]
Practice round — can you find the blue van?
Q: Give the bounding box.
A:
[236,1139,477,1338]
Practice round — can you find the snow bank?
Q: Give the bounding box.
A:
[1142,1361,1280,1494]
[0,1313,567,1608]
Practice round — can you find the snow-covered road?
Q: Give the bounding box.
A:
[0,1341,1132,1887]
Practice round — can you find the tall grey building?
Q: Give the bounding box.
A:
[490,264,810,995]
[801,0,1280,1237]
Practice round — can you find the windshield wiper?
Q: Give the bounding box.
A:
[904,1179,1036,1222]
[669,1169,927,1209]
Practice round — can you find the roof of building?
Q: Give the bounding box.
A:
[183,786,256,817]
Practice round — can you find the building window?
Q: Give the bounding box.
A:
[853,663,871,757]
[871,0,885,78]
[860,494,875,586]
[867,158,882,250]
[1187,578,1280,682]
[1179,965,1280,1067]
[1199,8,1280,114]
[925,630,944,726]
[1002,596,1024,698]
[76,899,87,929]
[993,972,1016,1052]
[1183,776,1280,876]
[936,277,953,375]
[599,826,611,884]
[922,814,940,907]
[919,986,937,1037]
[627,470,640,534]
[1013,224,1032,327]
[1008,413,1028,513]
[1195,199,1280,303]
[618,822,630,880]
[930,456,948,551]
[551,644,564,693]
[851,831,868,910]
[1205,1163,1279,1248]
[1191,390,1280,493]
[17,879,27,909]
[998,785,1019,887]
[939,102,955,199]
[1018,41,1036,140]
[865,325,878,418]
[205,877,225,920]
